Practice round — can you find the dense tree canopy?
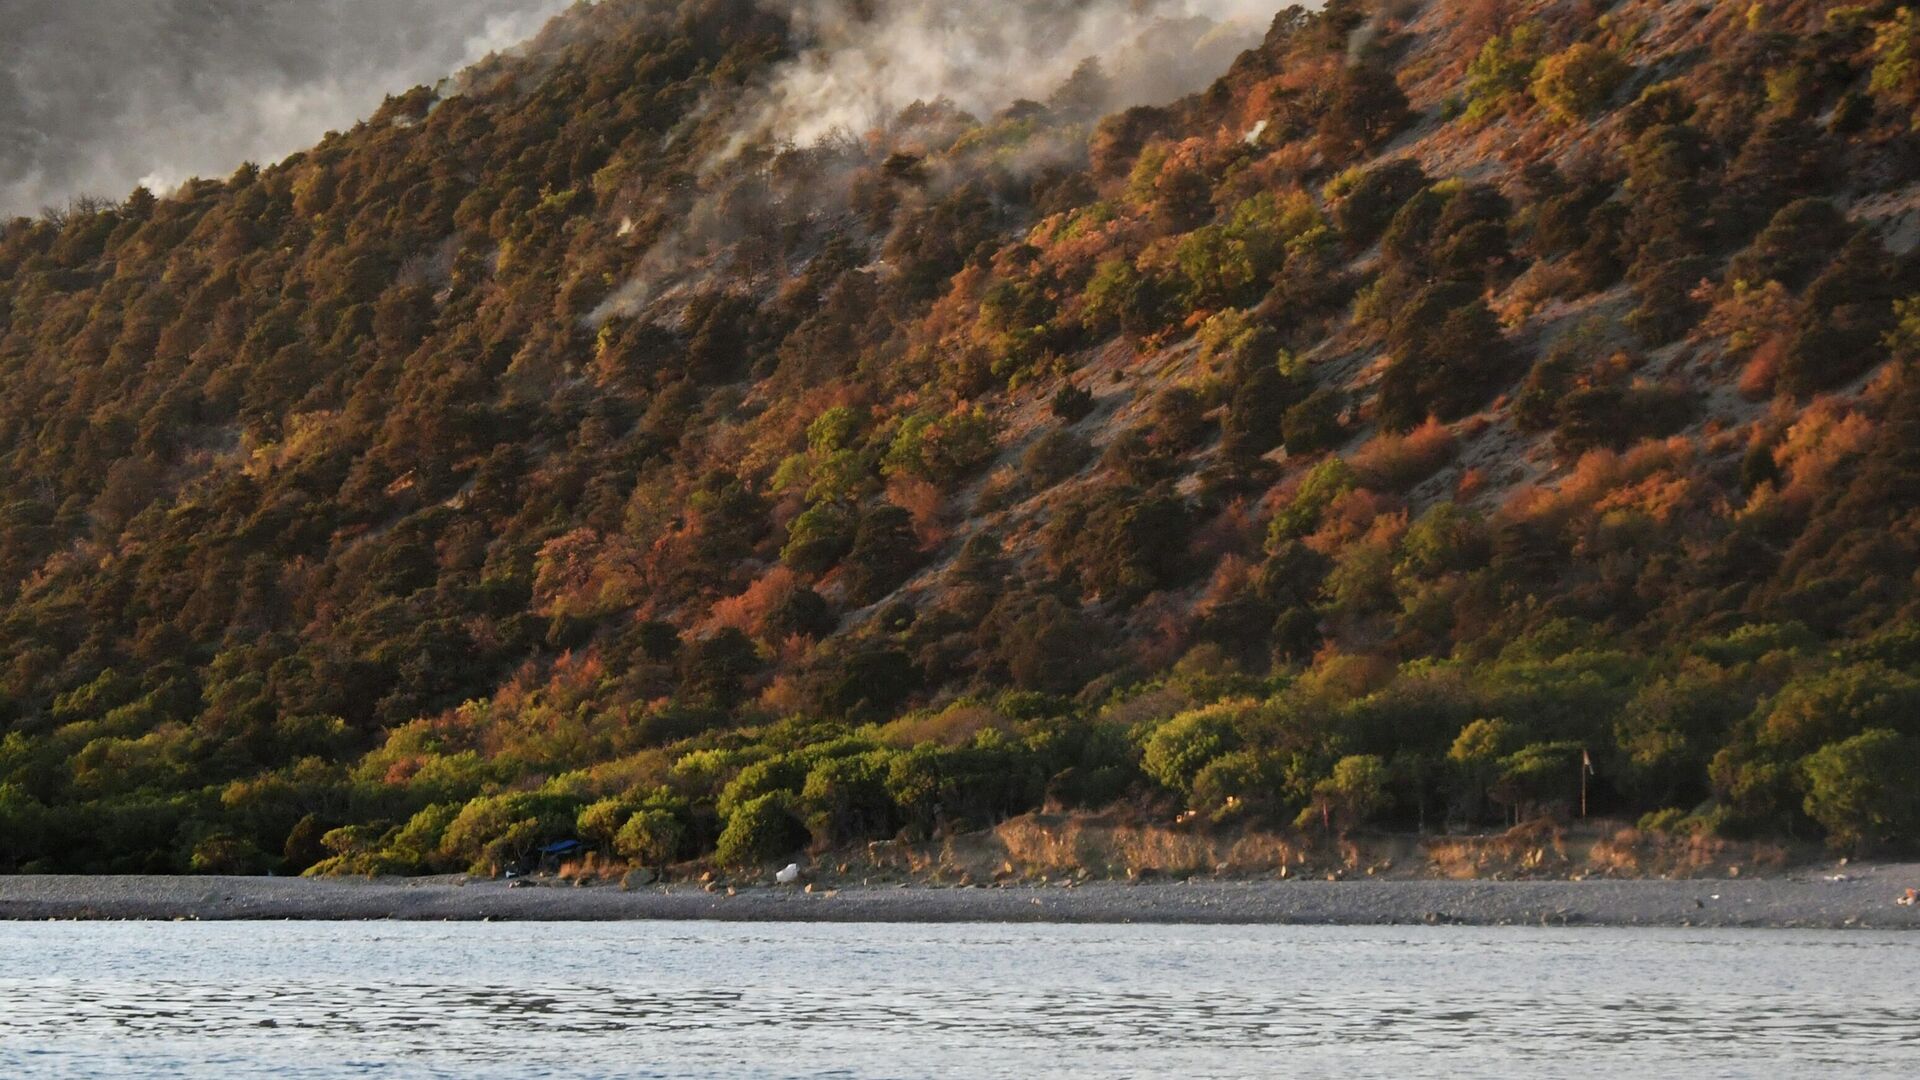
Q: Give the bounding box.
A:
[2,0,1919,874]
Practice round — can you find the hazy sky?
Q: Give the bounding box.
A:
[0,0,572,217]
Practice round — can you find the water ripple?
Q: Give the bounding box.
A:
[1,923,1915,1078]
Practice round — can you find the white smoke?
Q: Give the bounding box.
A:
[0,0,576,217]
[731,0,1291,153]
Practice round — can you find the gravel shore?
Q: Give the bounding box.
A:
[4,865,1918,927]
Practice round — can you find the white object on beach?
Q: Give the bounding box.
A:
[776,863,801,885]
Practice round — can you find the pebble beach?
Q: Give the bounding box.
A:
[4,864,1918,928]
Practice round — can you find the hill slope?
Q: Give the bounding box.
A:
[3,0,1920,875]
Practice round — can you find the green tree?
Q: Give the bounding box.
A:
[1447,718,1524,823]
[1022,428,1094,489]
[1191,750,1289,818]
[1614,673,1749,807]
[1267,457,1355,545]
[1298,754,1389,833]
[1489,742,1586,823]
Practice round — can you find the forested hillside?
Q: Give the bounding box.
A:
[4,0,1920,876]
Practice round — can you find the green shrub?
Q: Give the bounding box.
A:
[1320,61,1412,157]
[1266,457,1355,546]
[1760,663,1920,755]
[1329,159,1429,247]
[842,505,923,606]
[781,502,857,574]
[1142,702,1248,795]
[386,803,461,871]
[800,751,897,846]
[614,809,686,866]
[1282,388,1346,455]
[1190,749,1287,817]
[1021,429,1094,489]
[577,797,634,846]
[1043,484,1192,602]
[1779,233,1899,397]
[883,408,1000,486]
[679,629,763,710]
[1050,384,1096,423]
[1378,283,1513,430]
[188,832,270,875]
[993,594,1111,695]
[1869,8,1920,109]
[717,755,811,820]
[1220,335,1307,465]
[1531,44,1631,122]
[1802,729,1920,853]
[439,792,582,875]
[715,793,810,867]
[1081,258,1169,337]
[1464,23,1544,121]
[1614,674,1750,807]
[1551,381,1697,456]
[766,586,837,640]
[1635,807,1692,836]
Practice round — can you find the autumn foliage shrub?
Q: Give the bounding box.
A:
[1350,418,1459,491]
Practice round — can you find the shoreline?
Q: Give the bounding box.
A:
[4,865,1919,928]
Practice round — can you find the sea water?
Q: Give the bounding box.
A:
[0,921,1914,1078]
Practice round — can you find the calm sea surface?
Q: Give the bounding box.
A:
[0,921,1914,1078]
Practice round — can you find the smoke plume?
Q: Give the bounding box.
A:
[0,0,574,217]
[732,0,1287,152]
